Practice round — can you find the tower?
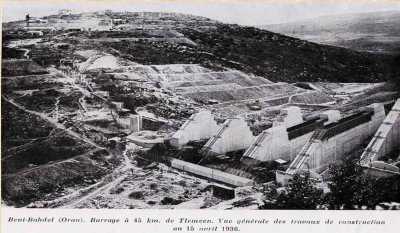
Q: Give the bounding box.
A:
[25,13,30,27]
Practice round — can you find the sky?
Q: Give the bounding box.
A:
[2,0,400,25]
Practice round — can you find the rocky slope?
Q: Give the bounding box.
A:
[3,11,397,83]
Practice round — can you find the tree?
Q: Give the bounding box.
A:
[276,173,324,209]
[326,156,364,209]
[260,173,324,209]
[326,155,400,210]
[389,54,400,88]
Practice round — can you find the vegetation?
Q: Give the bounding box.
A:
[261,155,400,210]
[128,191,145,199]
[160,196,184,205]
[180,25,393,83]
[2,155,109,207]
[1,101,54,149]
[2,47,26,59]
[326,156,400,210]
[102,23,396,83]
[1,59,48,77]
[388,54,400,88]
[260,173,324,209]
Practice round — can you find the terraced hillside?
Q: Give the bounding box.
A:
[1,101,116,207]
[4,12,397,83]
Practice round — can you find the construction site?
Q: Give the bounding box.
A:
[2,10,400,210]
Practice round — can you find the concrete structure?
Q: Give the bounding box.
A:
[141,116,167,131]
[273,106,303,128]
[170,110,219,148]
[58,9,72,16]
[242,109,330,163]
[129,115,142,132]
[201,118,255,156]
[112,19,127,26]
[27,31,44,37]
[363,161,400,177]
[277,103,386,185]
[171,159,254,187]
[360,99,400,176]
[25,13,30,27]
[118,114,167,133]
[111,101,124,111]
[242,124,314,163]
[320,110,341,125]
[211,184,235,200]
[23,26,55,32]
[126,131,165,148]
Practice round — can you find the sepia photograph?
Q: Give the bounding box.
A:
[1,0,400,212]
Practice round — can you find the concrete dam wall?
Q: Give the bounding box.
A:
[277,103,385,185]
[170,110,218,148]
[242,106,325,163]
[241,125,315,163]
[360,99,400,176]
[201,118,255,155]
[273,106,303,128]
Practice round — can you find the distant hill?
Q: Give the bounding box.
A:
[177,24,394,83]
[260,11,400,55]
[2,11,397,83]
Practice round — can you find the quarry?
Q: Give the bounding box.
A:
[2,10,400,210]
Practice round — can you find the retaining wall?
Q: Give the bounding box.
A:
[170,159,254,187]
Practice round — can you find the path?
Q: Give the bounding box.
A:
[2,95,103,149]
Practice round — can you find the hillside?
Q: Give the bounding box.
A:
[260,11,400,55]
[177,24,393,83]
[3,11,397,83]
[2,10,400,208]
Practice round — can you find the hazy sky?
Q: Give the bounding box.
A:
[2,0,400,25]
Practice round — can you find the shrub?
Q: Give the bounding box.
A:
[128,191,144,199]
[160,197,183,205]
